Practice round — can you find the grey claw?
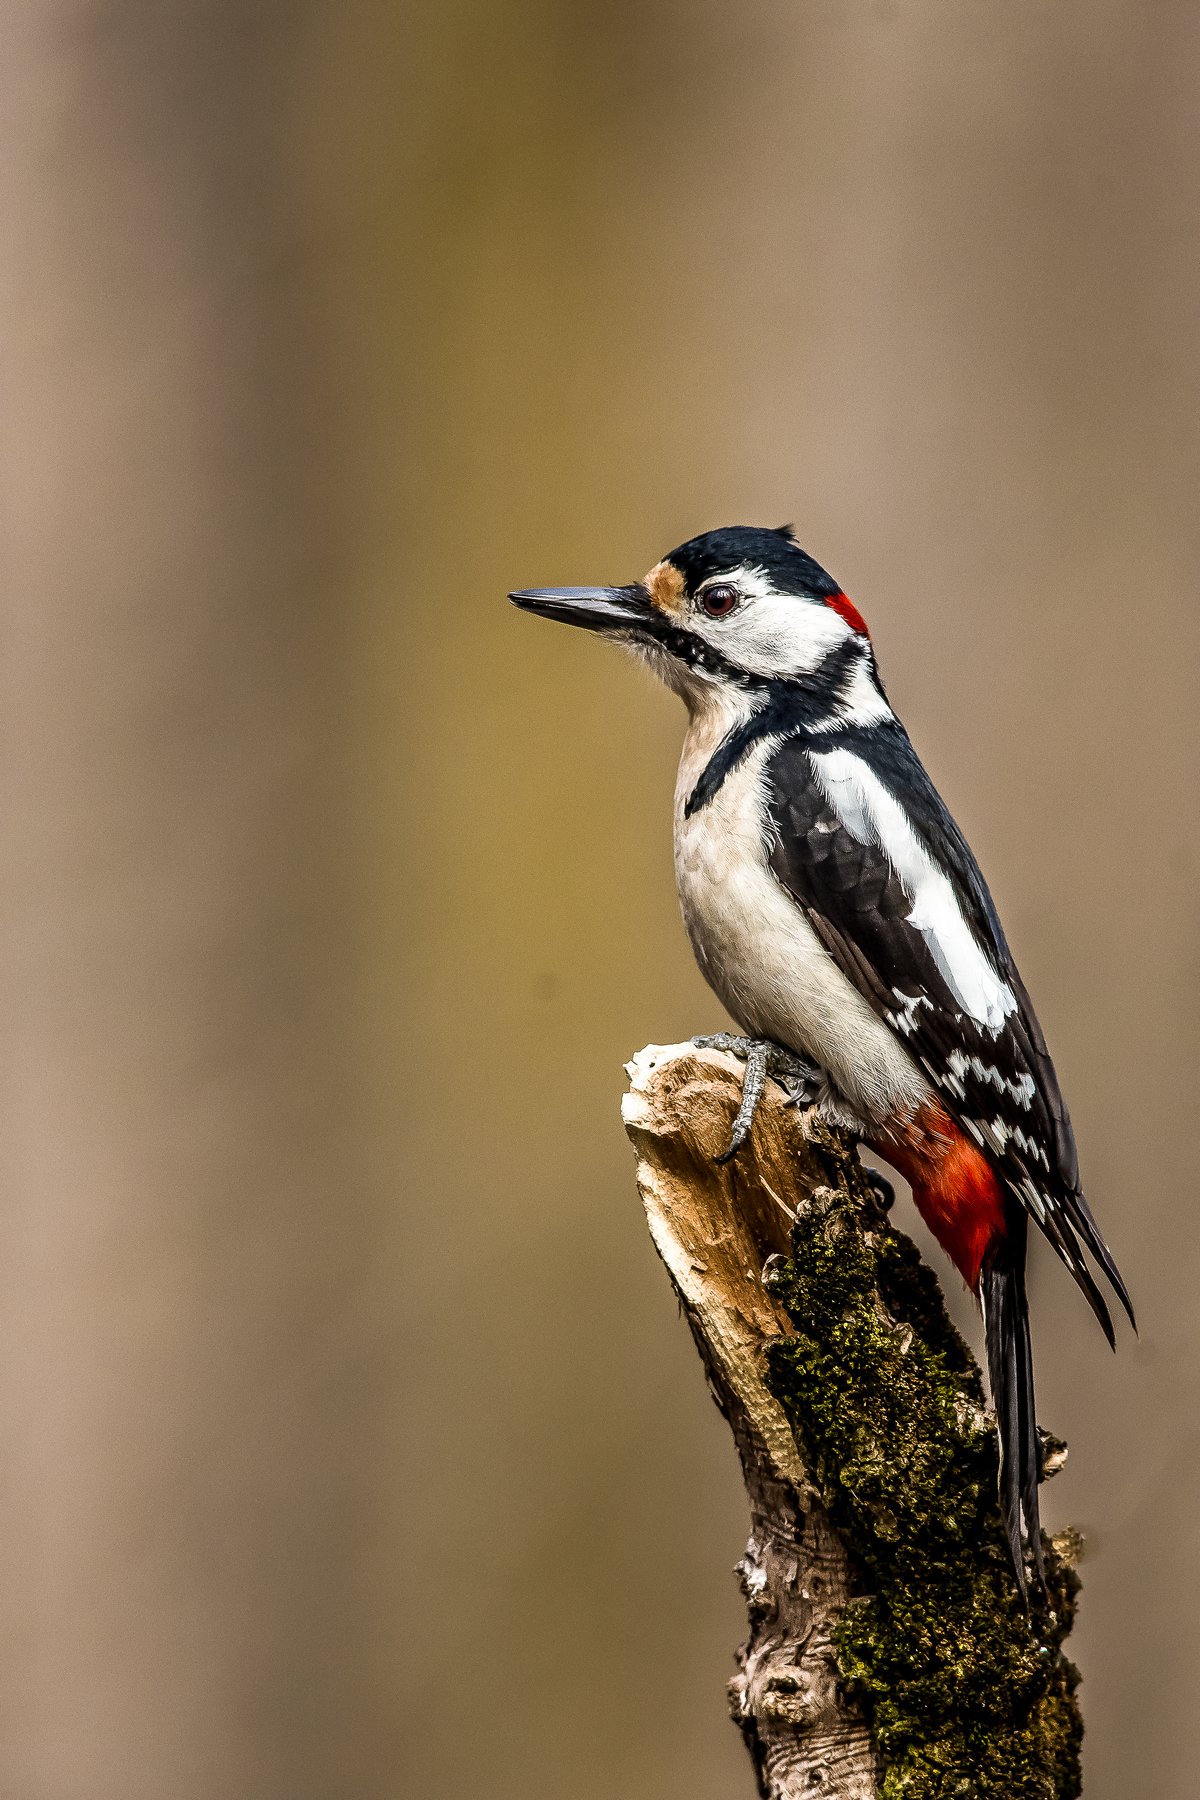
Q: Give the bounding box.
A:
[866,1169,895,1210]
[715,1040,770,1161]
[692,1034,820,1162]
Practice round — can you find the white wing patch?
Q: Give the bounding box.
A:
[810,748,1017,1034]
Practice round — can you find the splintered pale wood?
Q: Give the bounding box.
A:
[622,1043,879,1800]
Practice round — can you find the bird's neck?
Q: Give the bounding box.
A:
[677,642,892,819]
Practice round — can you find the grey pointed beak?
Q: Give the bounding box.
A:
[508,583,653,633]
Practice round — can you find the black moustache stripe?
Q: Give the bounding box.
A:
[637,615,766,687]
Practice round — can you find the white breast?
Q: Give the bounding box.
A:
[673,706,932,1128]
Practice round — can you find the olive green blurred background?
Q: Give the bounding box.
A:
[5,4,1198,1797]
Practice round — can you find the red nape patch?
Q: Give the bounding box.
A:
[826,591,870,637]
[867,1104,1006,1291]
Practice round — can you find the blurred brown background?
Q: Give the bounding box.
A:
[4,3,1197,1796]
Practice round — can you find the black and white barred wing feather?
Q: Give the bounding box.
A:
[763,726,1133,1336]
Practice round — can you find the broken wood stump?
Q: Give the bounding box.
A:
[622,1041,1083,1800]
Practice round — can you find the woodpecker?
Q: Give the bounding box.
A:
[511,523,1133,1590]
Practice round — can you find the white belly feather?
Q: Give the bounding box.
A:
[673,713,932,1129]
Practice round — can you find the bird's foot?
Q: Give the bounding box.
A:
[691,1034,820,1164]
[862,1166,896,1212]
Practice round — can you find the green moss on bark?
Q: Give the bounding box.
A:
[762,1124,1082,1799]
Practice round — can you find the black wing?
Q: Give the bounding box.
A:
[764,724,1132,1335]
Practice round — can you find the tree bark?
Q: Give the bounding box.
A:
[622,1042,1083,1800]
[623,1043,879,1798]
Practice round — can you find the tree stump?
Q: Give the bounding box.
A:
[622,1042,1084,1800]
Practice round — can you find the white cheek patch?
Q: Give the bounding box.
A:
[810,748,1017,1033]
[692,569,852,679]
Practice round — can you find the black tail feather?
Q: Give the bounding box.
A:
[981,1212,1044,1594]
[1058,1188,1137,1334]
[1051,1219,1117,1349]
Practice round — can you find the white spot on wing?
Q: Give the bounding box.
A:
[810,749,1017,1033]
[946,1049,1035,1109]
[885,989,933,1037]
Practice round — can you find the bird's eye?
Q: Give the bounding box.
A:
[700,583,740,617]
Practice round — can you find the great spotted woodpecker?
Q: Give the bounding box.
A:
[511,523,1133,1590]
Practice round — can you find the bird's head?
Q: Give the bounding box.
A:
[510,525,877,716]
